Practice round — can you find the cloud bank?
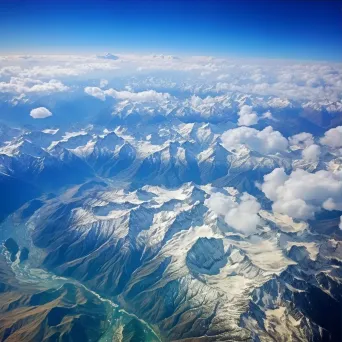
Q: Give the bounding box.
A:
[0,77,69,95]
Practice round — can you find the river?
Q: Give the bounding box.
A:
[0,213,161,342]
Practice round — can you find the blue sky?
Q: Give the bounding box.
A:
[1,0,342,61]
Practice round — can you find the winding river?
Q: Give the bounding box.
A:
[0,214,161,342]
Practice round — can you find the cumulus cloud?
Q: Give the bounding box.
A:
[84,86,106,101]
[320,126,342,148]
[30,107,52,119]
[302,144,321,162]
[100,79,108,88]
[221,126,288,154]
[261,168,342,220]
[237,105,259,126]
[261,110,276,121]
[205,192,262,234]
[289,132,314,148]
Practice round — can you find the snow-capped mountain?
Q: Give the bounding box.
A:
[0,118,341,341]
[3,180,341,341]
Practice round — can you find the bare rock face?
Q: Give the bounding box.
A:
[186,238,228,275]
[4,238,19,262]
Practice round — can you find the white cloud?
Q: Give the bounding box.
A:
[105,89,170,102]
[84,86,106,101]
[97,53,119,60]
[339,216,342,230]
[221,126,288,154]
[237,105,259,126]
[289,132,314,147]
[320,126,342,148]
[261,168,342,220]
[2,54,342,104]
[2,54,342,119]
[261,110,276,121]
[100,79,108,88]
[30,107,52,119]
[205,192,262,234]
[205,192,235,216]
[267,98,292,109]
[217,74,230,80]
[0,59,120,79]
[302,144,321,162]
[0,77,69,95]
[84,86,171,103]
[261,167,288,202]
[28,79,69,93]
[136,55,219,73]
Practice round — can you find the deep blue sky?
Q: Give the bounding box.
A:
[1,0,342,61]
